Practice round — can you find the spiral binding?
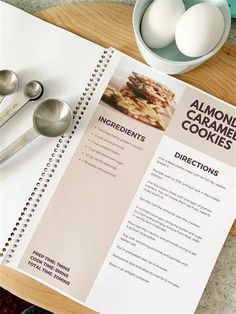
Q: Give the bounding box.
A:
[1,48,115,263]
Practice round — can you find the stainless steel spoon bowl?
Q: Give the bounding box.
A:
[0,99,73,165]
[0,70,18,102]
[33,99,72,137]
[23,80,43,100]
[0,80,44,127]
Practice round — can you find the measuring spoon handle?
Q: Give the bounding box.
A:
[0,127,38,165]
[0,95,5,103]
[0,95,28,127]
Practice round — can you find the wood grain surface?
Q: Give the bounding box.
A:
[0,3,235,314]
[36,2,236,106]
[0,265,96,313]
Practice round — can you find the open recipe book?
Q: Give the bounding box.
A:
[0,2,235,313]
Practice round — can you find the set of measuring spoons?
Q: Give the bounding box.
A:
[0,69,73,165]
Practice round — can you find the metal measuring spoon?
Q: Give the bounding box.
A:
[0,80,43,127]
[0,99,73,165]
[0,70,18,103]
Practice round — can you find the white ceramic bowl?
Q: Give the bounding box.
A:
[133,0,231,74]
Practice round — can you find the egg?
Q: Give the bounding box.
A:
[175,3,224,58]
[141,0,185,49]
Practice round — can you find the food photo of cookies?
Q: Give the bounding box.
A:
[101,72,175,131]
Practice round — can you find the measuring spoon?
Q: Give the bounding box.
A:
[0,70,18,103]
[0,99,73,165]
[0,80,43,127]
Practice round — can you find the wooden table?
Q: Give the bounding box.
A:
[1,3,235,313]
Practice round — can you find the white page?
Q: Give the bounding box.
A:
[0,2,104,249]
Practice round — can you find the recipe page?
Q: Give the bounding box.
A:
[17,55,235,313]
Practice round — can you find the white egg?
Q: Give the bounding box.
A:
[175,3,224,58]
[141,0,185,49]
